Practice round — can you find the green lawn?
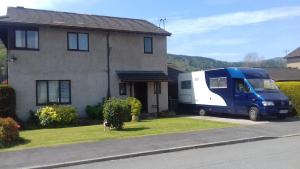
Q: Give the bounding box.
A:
[1,117,237,152]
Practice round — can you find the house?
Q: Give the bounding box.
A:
[265,68,300,82]
[0,7,171,120]
[286,47,300,69]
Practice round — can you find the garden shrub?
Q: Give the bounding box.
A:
[85,103,103,121]
[276,81,300,115]
[0,117,20,147]
[0,85,16,118]
[126,97,142,121]
[36,105,77,127]
[103,98,130,130]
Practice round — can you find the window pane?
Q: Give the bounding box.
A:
[218,77,227,88]
[210,78,219,88]
[48,81,59,103]
[60,81,70,103]
[119,83,127,95]
[27,31,38,49]
[37,81,47,104]
[144,37,152,53]
[15,30,26,48]
[68,33,78,50]
[181,80,191,89]
[78,33,88,50]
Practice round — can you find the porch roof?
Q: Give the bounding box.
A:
[116,71,168,82]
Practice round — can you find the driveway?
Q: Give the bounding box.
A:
[187,115,270,125]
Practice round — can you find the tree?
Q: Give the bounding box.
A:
[243,52,264,68]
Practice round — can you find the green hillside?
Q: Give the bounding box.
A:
[167,54,287,71]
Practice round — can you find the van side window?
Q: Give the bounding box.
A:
[181,80,191,89]
[235,79,250,93]
[210,77,227,89]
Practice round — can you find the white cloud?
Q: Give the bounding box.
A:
[0,0,75,15]
[166,6,300,35]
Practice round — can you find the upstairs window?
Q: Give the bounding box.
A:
[15,29,39,49]
[68,32,89,51]
[144,37,153,54]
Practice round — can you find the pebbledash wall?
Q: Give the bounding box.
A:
[287,57,300,69]
[8,26,168,120]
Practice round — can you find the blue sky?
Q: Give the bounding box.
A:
[1,0,300,61]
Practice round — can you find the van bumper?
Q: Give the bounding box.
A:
[259,106,289,117]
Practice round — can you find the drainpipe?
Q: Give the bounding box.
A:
[6,27,9,84]
[106,32,111,98]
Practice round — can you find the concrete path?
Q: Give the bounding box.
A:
[1,118,300,169]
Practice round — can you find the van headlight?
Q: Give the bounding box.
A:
[289,101,293,106]
[262,101,275,106]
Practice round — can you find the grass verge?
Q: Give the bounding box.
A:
[0,117,237,152]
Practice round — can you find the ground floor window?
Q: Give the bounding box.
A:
[119,83,127,95]
[36,80,71,105]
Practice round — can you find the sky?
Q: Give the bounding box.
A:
[1,0,300,61]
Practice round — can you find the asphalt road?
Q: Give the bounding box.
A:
[62,135,300,169]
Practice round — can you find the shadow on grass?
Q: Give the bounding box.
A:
[0,137,31,149]
[122,127,150,132]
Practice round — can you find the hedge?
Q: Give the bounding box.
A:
[0,85,16,118]
[36,105,77,127]
[276,81,300,115]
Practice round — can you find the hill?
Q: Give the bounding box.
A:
[167,54,287,71]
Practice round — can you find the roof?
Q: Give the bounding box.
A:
[0,7,171,36]
[167,65,185,83]
[286,47,300,58]
[116,71,168,82]
[265,68,300,81]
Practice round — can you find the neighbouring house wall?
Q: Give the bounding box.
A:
[8,26,168,120]
[287,57,300,69]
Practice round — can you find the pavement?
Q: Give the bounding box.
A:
[1,116,300,169]
[67,135,300,169]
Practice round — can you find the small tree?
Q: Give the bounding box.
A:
[103,98,130,130]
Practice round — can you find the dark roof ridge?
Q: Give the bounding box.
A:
[7,7,152,23]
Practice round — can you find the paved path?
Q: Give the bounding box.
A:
[68,135,300,169]
[1,118,300,169]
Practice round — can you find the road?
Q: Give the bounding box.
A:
[62,135,300,169]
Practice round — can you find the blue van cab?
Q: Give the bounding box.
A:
[178,67,291,121]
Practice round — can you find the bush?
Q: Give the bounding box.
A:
[36,105,77,127]
[276,81,300,115]
[0,117,20,147]
[0,85,16,118]
[126,97,142,121]
[85,103,103,121]
[103,98,130,130]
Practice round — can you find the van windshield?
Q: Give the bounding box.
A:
[247,79,278,92]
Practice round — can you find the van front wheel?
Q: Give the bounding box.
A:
[249,106,260,121]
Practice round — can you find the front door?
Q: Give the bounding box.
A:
[234,79,251,114]
[134,82,148,113]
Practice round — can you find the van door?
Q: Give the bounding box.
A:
[234,79,251,115]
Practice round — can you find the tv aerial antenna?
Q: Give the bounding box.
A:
[159,18,167,29]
